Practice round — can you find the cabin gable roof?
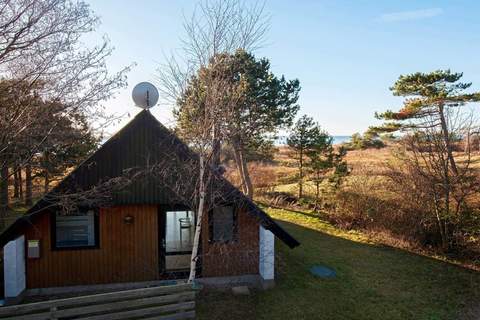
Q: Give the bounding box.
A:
[0,110,300,248]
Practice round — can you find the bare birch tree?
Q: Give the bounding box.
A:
[156,0,270,282]
[174,55,245,281]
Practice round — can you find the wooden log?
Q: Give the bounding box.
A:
[0,283,192,317]
[53,292,195,319]
[79,301,195,320]
[142,310,196,320]
[1,312,50,320]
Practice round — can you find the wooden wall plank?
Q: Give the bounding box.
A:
[23,205,159,288]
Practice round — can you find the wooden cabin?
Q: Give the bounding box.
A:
[0,110,299,301]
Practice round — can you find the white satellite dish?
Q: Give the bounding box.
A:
[132,82,159,109]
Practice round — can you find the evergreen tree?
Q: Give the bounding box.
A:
[344,129,385,150]
[287,115,318,198]
[37,104,99,193]
[177,50,300,198]
[374,70,480,250]
[373,70,480,174]
[306,129,347,209]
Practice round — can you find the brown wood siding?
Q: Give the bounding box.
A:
[24,205,159,289]
[201,208,259,277]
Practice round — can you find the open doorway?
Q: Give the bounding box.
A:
[160,208,195,273]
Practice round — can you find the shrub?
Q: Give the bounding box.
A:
[343,132,385,151]
[328,166,430,247]
[262,191,298,207]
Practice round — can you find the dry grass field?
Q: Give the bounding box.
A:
[230,144,480,270]
[259,145,480,198]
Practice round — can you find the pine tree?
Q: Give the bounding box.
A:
[177,50,300,198]
[374,70,480,175]
[287,115,318,199]
[306,128,347,209]
[374,70,480,250]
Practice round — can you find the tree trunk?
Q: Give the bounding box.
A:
[438,104,458,175]
[238,146,253,199]
[433,192,449,251]
[0,165,9,227]
[439,219,449,251]
[18,167,23,200]
[13,166,19,198]
[298,148,303,199]
[211,125,221,168]
[465,132,470,153]
[43,151,50,194]
[232,146,247,191]
[25,164,33,206]
[188,155,206,283]
[441,131,452,251]
[44,170,49,194]
[443,184,451,251]
[232,139,253,199]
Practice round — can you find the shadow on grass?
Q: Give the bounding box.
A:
[197,217,480,320]
[274,205,480,272]
[257,201,327,219]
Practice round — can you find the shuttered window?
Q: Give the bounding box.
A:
[54,210,98,249]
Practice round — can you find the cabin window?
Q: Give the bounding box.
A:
[54,210,98,249]
[210,206,237,243]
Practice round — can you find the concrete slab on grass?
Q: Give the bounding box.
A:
[232,286,250,295]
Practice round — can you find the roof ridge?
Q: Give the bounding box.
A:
[0,110,300,249]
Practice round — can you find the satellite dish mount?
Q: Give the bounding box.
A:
[132,82,159,109]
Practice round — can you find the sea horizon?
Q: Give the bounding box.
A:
[276,135,351,146]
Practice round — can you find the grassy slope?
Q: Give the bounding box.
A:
[198,207,480,320]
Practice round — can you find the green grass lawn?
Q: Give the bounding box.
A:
[197,207,480,320]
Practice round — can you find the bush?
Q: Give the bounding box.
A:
[343,132,385,151]
[327,166,433,247]
[328,160,480,253]
[262,191,298,207]
[333,189,427,243]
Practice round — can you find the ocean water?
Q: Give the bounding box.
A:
[276,135,351,145]
[332,135,351,145]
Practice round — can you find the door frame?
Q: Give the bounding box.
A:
[158,204,195,275]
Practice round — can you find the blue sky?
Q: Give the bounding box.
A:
[86,0,480,136]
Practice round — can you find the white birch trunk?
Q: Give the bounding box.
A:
[188,155,206,283]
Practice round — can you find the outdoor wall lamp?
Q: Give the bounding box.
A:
[124,214,134,225]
